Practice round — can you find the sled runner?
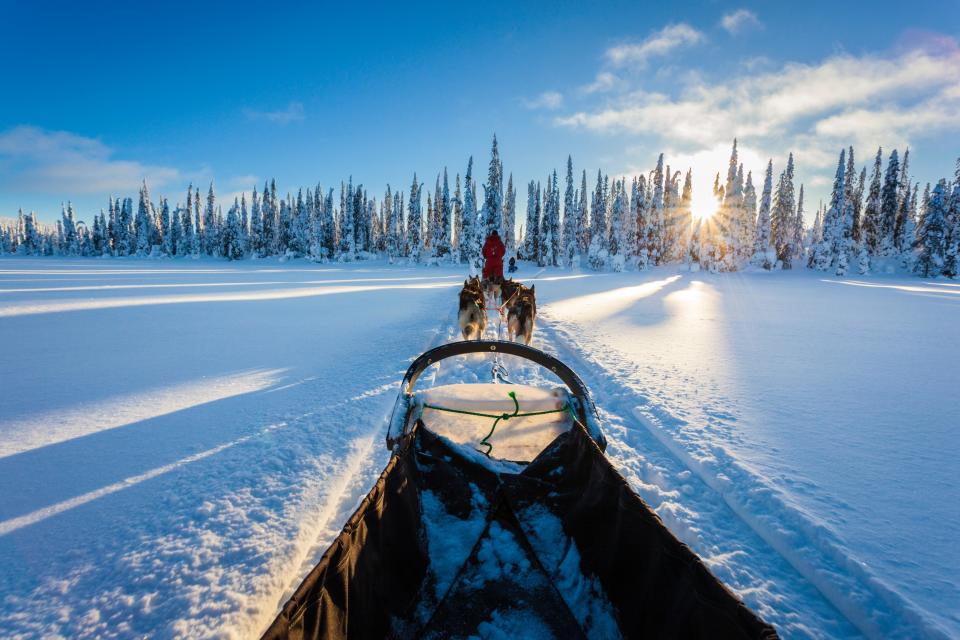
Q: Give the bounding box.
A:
[263,341,777,640]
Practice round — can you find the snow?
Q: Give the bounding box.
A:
[0,256,957,639]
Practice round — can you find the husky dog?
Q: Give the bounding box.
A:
[500,278,522,307]
[458,279,486,340]
[481,275,502,304]
[507,284,536,344]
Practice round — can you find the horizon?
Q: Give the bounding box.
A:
[1,0,958,225]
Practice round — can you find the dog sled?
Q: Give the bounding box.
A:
[263,341,777,640]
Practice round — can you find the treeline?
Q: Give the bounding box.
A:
[2,136,958,278]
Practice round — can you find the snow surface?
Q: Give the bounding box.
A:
[0,257,957,639]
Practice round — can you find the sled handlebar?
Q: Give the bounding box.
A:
[386,340,605,450]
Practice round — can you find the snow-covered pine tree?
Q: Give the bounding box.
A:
[160,198,172,255]
[879,149,900,256]
[536,181,549,267]
[752,160,775,269]
[504,173,516,256]
[548,169,562,265]
[577,170,589,257]
[915,179,948,277]
[587,170,608,270]
[452,175,462,259]
[679,170,694,265]
[562,156,576,266]
[817,149,847,272]
[793,184,806,263]
[893,151,912,254]
[634,175,650,269]
[608,179,627,271]
[461,159,478,265]
[432,168,451,259]
[852,166,866,244]
[650,155,665,265]
[943,159,960,277]
[482,134,503,238]
[521,180,535,260]
[861,148,883,254]
[407,174,422,263]
[771,153,796,268]
[136,183,153,255]
[203,183,217,256]
[741,170,756,259]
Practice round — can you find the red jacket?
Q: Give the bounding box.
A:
[482,234,506,279]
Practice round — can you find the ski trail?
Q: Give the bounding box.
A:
[535,316,945,639]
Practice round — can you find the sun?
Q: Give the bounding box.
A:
[690,191,719,221]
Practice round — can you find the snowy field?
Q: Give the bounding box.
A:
[0,257,956,639]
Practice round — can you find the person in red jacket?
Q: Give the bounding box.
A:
[481,230,506,281]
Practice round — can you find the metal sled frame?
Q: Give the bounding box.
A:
[386,340,606,451]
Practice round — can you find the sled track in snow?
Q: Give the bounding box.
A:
[535,316,947,640]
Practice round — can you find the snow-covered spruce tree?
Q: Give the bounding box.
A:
[249,187,263,257]
[752,160,775,269]
[432,168,452,260]
[861,148,883,255]
[135,183,153,255]
[771,153,796,268]
[816,150,847,272]
[577,170,590,256]
[407,174,422,263]
[607,179,627,271]
[239,193,249,256]
[649,155,665,265]
[383,184,397,259]
[320,187,335,258]
[452,175,462,259]
[893,154,913,255]
[160,198,172,255]
[522,179,539,260]
[634,175,651,269]
[223,198,244,260]
[915,179,948,277]
[741,170,756,258]
[678,170,694,265]
[203,183,218,256]
[537,181,550,267]
[460,159,478,265]
[562,156,577,266]
[894,149,911,251]
[852,166,866,245]
[587,170,608,270]
[879,149,900,256]
[352,184,366,256]
[425,193,434,259]
[482,134,503,238]
[548,169,562,265]
[503,173,516,256]
[943,159,960,277]
[793,184,806,264]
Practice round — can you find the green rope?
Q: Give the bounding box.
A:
[420,390,572,457]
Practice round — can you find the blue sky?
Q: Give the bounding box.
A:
[1,0,958,224]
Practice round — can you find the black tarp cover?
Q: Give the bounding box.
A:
[262,421,778,640]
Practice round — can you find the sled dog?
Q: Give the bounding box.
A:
[458,279,486,340]
[507,284,536,345]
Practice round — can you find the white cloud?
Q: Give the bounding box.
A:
[721,9,762,35]
[580,72,619,95]
[557,48,960,165]
[522,91,563,110]
[0,126,181,195]
[243,101,305,124]
[605,23,704,67]
[555,41,960,217]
